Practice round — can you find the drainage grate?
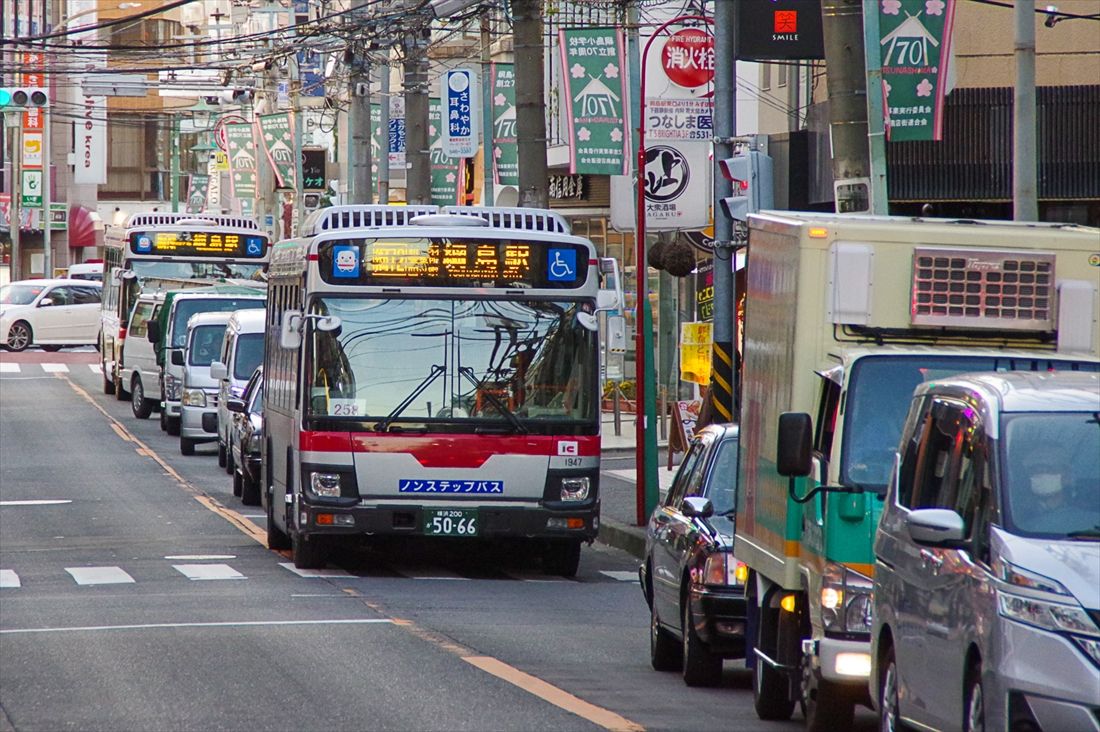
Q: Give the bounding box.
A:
[910,248,1056,331]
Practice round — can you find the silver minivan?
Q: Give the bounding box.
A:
[120,292,165,418]
[211,309,266,473]
[178,311,233,456]
[872,371,1100,732]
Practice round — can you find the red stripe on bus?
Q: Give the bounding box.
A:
[299,431,600,468]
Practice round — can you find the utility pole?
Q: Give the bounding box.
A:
[403,23,431,204]
[511,0,548,208]
[379,62,391,203]
[1013,0,1038,220]
[349,50,373,203]
[480,15,493,206]
[820,0,872,213]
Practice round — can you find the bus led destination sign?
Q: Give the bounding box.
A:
[321,238,589,288]
[130,230,269,258]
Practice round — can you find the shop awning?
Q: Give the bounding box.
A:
[68,205,99,248]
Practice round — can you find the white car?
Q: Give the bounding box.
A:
[0,278,103,352]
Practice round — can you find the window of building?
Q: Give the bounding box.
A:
[761,64,771,91]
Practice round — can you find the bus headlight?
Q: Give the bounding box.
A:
[560,477,590,501]
[181,389,207,407]
[310,472,342,497]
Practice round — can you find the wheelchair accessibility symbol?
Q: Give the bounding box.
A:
[245,237,264,257]
[547,248,577,282]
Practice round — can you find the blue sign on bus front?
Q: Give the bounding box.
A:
[399,479,504,494]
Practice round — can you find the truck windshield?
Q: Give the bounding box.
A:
[843,355,1099,492]
[306,297,598,430]
[188,325,227,366]
[170,299,263,348]
[1001,412,1100,539]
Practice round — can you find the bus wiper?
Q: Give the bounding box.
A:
[374,364,445,432]
[458,366,527,434]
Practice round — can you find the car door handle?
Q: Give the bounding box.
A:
[919,549,943,573]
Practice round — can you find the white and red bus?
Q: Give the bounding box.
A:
[100,212,270,397]
[263,205,622,575]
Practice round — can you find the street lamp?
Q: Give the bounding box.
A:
[190,136,218,171]
[171,99,220,211]
[186,99,218,132]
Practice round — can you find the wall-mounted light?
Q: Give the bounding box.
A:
[112,206,125,226]
[1044,5,1061,27]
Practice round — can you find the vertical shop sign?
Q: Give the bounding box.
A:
[429,99,461,206]
[878,0,957,141]
[490,63,518,186]
[558,27,631,175]
[441,69,478,158]
[370,102,384,199]
[225,123,258,217]
[257,113,298,189]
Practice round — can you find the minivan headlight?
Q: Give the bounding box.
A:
[997,591,1099,638]
[821,562,873,635]
[181,389,207,407]
[994,558,1072,596]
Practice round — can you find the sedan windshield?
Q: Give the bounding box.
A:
[307,297,598,431]
[0,284,44,305]
[1002,411,1100,539]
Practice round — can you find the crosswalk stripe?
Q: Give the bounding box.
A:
[172,563,246,581]
[599,571,639,582]
[40,363,69,373]
[279,562,351,578]
[0,363,18,373]
[0,570,21,588]
[66,566,136,585]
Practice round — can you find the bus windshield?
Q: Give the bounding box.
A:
[131,260,265,283]
[307,297,598,429]
[842,355,1099,493]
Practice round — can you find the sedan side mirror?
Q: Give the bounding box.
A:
[37,297,54,307]
[226,397,246,414]
[906,508,967,547]
[170,349,184,366]
[681,496,715,519]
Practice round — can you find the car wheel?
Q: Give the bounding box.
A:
[41,344,62,352]
[6,321,32,352]
[879,644,903,732]
[292,532,326,569]
[102,361,115,395]
[225,446,235,475]
[179,437,195,456]
[232,468,243,497]
[542,539,581,577]
[240,469,261,506]
[166,417,180,436]
[964,661,984,732]
[802,654,854,732]
[114,368,130,401]
[650,594,682,672]
[266,485,291,551]
[682,596,723,686]
[131,376,153,419]
[217,441,227,468]
[159,408,168,431]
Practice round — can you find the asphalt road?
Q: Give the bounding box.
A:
[0,348,876,732]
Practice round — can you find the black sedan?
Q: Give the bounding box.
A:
[227,367,263,506]
[639,423,746,687]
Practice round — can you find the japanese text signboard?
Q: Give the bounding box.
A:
[558,27,631,176]
[429,99,461,206]
[441,69,479,159]
[661,28,714,89]
[490,63,518,186]
[371,103,384,199]
[258,113,298,189]
[878,0,957,141]
[226,123,258,217]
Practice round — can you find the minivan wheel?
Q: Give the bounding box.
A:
[217,441,227,468]
[964,663,985,732]
[131,377,153,419]
[682,597,723,686]
[180,437,196,456]
[879,645,902,732]
[166,416,180,436]
[650,596,682,672]
[6,321,32,352]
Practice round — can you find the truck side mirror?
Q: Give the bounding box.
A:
[170,349,184,366]
[147,321,161,344]
[210,361,227,380]
[777,412,813,477]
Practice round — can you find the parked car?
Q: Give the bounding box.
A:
[640,423,747,687]
[212,309,266,474]
[120,292,166,417]
[227,367,263,506]
[66,261,103,281]
[178,311,233,456]
[0,278,102,352]
[872,371,1100,732]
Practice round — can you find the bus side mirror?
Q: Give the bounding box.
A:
[605,315,626,352]
[777,412,813,478]
[280,311,303,350]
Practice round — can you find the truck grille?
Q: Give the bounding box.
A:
[910,248,1056,331]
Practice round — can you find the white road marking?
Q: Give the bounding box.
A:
[40,363,69,373]
[89,363,102,373]
[599,571,639,582]
[0,618,394,635]
[172,563,246,581]
[0,570,21,588]
[66,566,136,585]
[164,554,236,561]
[279,563,352,578]
[0,499,73,506]
[239,514,265,519]
[0,363,19,373]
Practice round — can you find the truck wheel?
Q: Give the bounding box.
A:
[542,539,581,577]
[682,599,722,686]
[131,376,154,419]
[292,532,326,569]
[754,654,795,720]
[180,437,196,456]
[240,470,261,506]
[266,487,291,551]
[650,598,682,672]
[802,656,854,732]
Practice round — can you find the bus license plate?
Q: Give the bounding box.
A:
[422,508,478,537]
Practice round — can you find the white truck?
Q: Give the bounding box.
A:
[733,212,1100,729]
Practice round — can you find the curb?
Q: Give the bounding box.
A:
[596,517,647,560]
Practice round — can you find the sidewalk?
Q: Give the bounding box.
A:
[596,411,681,560]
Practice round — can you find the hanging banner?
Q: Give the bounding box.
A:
[257,112,298,189]
[225,123,258,217]
[186,174,210,213]
[429,98,461,207]
[371,102,385,200]
[490,63,518,186]
[441,68,479,159]
[878,0,957,141]
[388,95,406,180]
[558,27,631,176]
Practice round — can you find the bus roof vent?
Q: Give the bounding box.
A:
[301,205,440,236]
[123,212,260,230]
[911,248,1056,331]
[439,206,571,234]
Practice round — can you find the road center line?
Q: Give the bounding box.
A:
[0,618,394,635]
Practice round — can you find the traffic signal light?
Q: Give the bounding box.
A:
[718,151,773,223]
[0,87,48,109]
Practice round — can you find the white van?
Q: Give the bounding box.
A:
[179,311,233,456]
[67,262,103,282]
[212,309,267,472]
[119,291,165,418]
